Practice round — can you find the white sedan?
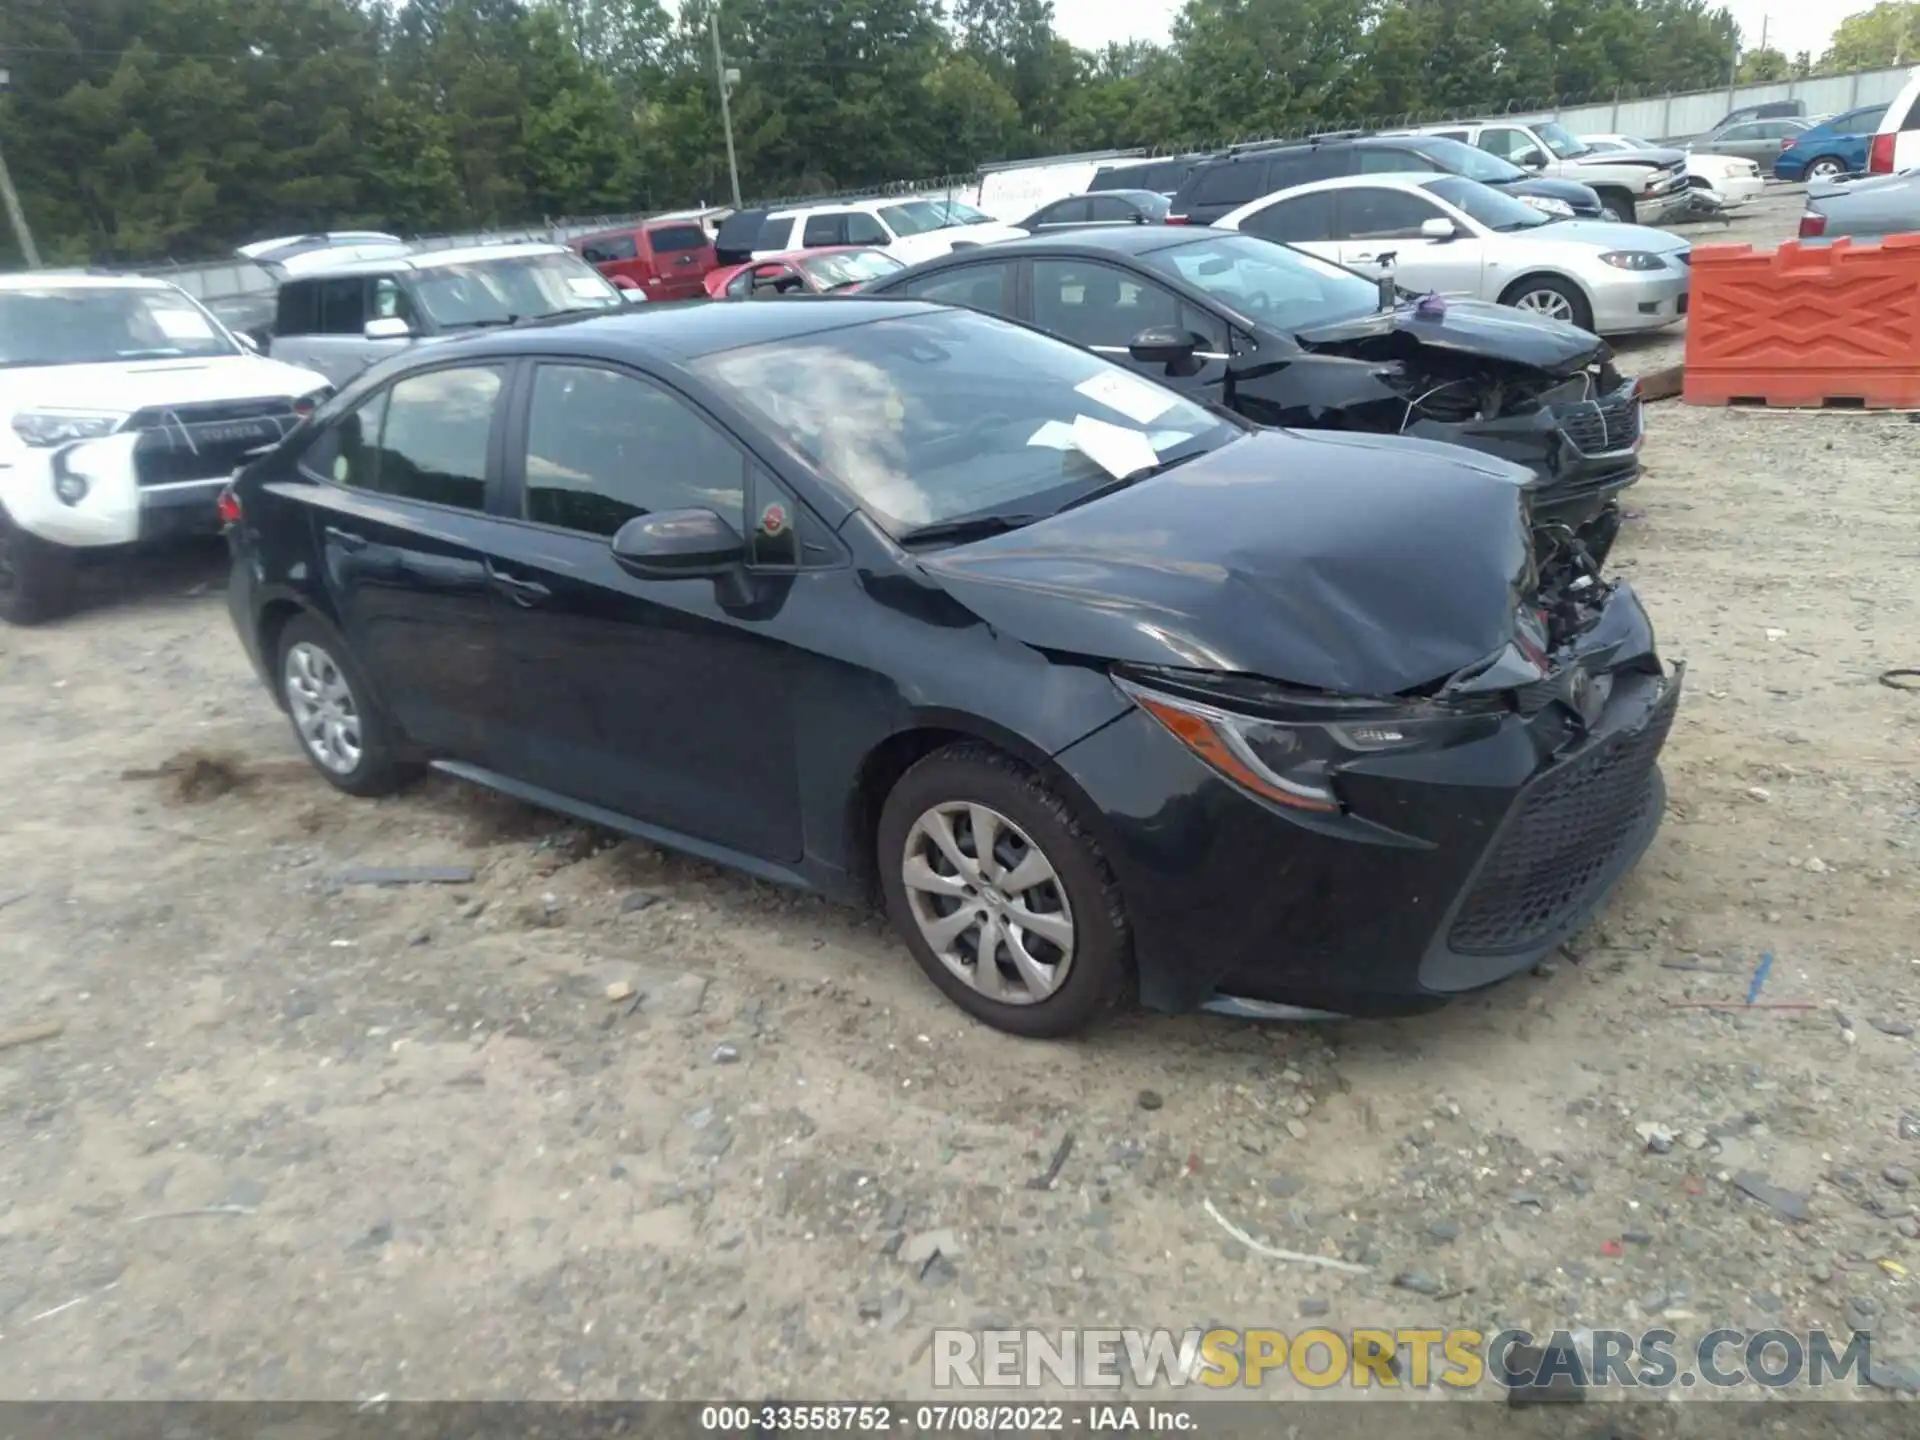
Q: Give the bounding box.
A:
[1582,133,1767,206]
[1213,171,1691,335]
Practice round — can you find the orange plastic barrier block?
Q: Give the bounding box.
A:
[1682,234,1920,408]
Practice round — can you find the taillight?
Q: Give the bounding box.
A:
[216,486,242,527]
[1165,214,1191,225]
[1799,211,1827,238]
[1870,132,1896,174]
[292,386,332,420]
[1779,136,1796,151]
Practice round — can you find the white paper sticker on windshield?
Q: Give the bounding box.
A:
[152,307,216,340]
[567,276,611,297]
[1070,414,1160,480]
[1026,420,1079,450]
[1074,370,1179,425]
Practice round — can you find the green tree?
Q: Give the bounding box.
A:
[1822,1,1920,71]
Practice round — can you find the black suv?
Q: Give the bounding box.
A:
[1169,134,1605,225]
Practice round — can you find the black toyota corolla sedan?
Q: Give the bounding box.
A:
[223,298,1679,1037]
[860,227,1643,562]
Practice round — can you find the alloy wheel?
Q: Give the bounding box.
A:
[1513,288,1576,324]
[900,801,1075,1005]
[283,640,363,775]
[1808,158,1844,181]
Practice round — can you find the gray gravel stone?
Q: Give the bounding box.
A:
[1136,1090,1163,1111]
[1884,1164,1914,1189]
[1427,1219,1460,1243]
[1393,1270,1442,1296]
[1299,1298,1330,1318]
[1266,1174,1302,1198]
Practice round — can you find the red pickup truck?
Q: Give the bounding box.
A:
[570,220,718,302]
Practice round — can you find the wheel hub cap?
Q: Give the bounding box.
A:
[283,640,362,775]
[1517,290,1573,322]
[900,801,1075,1006]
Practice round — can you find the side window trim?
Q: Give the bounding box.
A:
[497,355,839,570]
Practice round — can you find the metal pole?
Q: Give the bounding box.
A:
[0,139,38,269]
[710,7,742,210]
[0,65,39,269]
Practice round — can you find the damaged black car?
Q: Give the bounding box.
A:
[225,299,1678,1038]
[860,226,1643,567]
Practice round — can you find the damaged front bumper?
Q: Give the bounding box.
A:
[1053,581,1677,1019]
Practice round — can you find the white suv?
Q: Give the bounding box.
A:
[0,273,330,624]
[1869,65,1920,175]
[1409,120,1692,224]
[750,196,1026,263]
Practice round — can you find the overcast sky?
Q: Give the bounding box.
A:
[1050,0,1878,70]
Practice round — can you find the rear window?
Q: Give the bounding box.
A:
[648,225,709,253]
[1902,93,1920,131]
[1091,159,1197,193]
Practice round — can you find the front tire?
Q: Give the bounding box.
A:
[877,743,1130,1038]
[1598,192,1636,224]
[275,613,416,797]
[1501,275,1595,333]
[0,508,78,626]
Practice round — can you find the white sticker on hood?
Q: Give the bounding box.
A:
[152,307,216,340]
[1075,370,1179,425]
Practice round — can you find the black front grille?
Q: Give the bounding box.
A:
[1447,681,1678,956]
[127,398,299,487]
[1555,388,1641,456]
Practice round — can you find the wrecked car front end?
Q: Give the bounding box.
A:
[1228,298,1642,560]
[921,428,1678,1021]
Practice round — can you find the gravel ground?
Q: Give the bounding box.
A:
[4,186,1920,1412]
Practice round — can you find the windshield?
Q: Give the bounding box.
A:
[1424,176,1551,232]
[795,249,906,290]
[1144,233,1379,329]
[1536,122,1590,159]
[1406,136,1524,184]
[878,199,993,236]
[0,284,239,368]
[409,252,623,328]
[691,308,1240,533]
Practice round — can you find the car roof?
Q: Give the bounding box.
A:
[912,226,1229,261]
[1241,172,1442,197]
[437,295,956,363]
[0,271,174,292]
[284,241,569,279]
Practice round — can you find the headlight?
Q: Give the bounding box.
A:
[1519,195,1575,218]
[1598,251,1666,271]
[11,411,128,447]
[1114,672,1499,813]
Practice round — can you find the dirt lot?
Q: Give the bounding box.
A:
[4,188,1920,1408]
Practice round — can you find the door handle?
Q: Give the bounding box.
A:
[325,526,368,553]
[488,568,551,606]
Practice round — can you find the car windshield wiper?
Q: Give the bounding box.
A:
[898,512,1045,547]
[1052,451,1204,514]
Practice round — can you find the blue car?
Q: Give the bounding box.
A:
[1774,104,1890,183]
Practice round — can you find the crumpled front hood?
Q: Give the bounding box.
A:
[1575,146,1687,168]
[1292,297,1605,377]
[915,429,1535,696]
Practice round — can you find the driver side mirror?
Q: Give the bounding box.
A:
[1128,326,1206,371]
[364,316,412,341]
[1420,217,1458,241]
[1516,148,1548,169]
[610,508,744,579]
[234,331,262,354]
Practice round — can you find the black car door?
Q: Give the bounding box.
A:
[298,360,516,764]
[1026,258,1233,399]
[480,359,810,862]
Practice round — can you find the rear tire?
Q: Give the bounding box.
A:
[1500,275,1595,333]
[0,509,78,626]
[275,613,417,797]
[1805,156,1845,182]
[877,743,1130,1038]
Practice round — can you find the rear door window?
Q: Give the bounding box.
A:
[802,213,848,247]
[1262,151,1334,189]
[581,234,639,263]
[1337,187,1445,239]
[365,366,502,510]
[1031,259,1182,350]
[844,212,891,245]
[275,281,321,336]
[1360,147,1437,173]
[893,260,1017,315]
[1084,196,1134,222]
[1238,191,1336,244]
[1194,162,1269,206]
[1040,197,1092,225]
[755,215,796,250]
[648,225,709,253]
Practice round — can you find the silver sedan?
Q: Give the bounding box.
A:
[1214,171,1692,335]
